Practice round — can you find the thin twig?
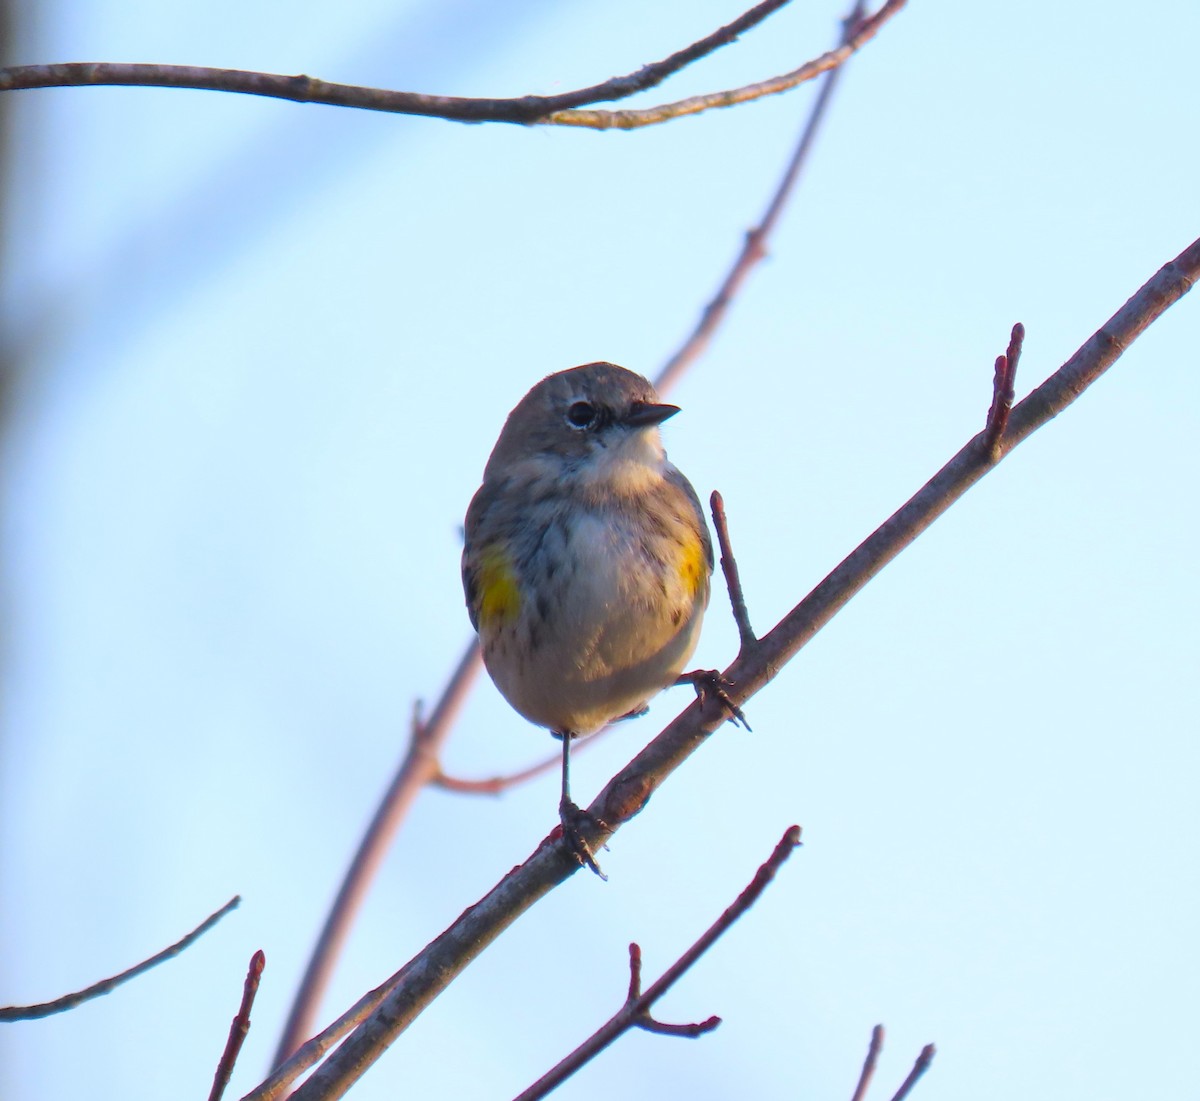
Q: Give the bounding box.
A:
[656,0,876,393]
[270,639,482,1066]
[208,950,266,1101]
[432,753,559,794]
[0,0,910,132]
[511,826,801,1101]
[547,0,905,130]
[0,896,240,1021]
[240,234,1200,1101]
[889,1044,936,1101]
[851,1024,885,1101]
[710,490,757,650]
[984,322,1024,459]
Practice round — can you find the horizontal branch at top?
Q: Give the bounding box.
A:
[0,0,904,130]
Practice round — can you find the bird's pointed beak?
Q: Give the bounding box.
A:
[623,401,680,428]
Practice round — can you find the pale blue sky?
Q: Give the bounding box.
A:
[2,2,1198,1099]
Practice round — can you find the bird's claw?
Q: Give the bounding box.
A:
[677,669,751,730]
[559,798,610,880]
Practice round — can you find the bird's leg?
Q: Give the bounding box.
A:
[675,669,751,730]
[557,730,608,880]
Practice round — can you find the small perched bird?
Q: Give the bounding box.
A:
[462,362,712,875]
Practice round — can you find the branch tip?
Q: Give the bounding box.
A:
[983,321,1024,459]
[850,1023,885,1101]
[0,895,241,1022]
[208,949,267,1101]
[626,943,643,1001]
[709,491,758,651]
[889,1043,936,1101]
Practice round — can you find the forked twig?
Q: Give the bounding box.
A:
[208,950,266,1101]
[512,826,801,1101]
[984,322,1024,459]
[0,896,240,1021]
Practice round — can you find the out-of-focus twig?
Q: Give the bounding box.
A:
[270,640,481,1065]
[655,0,872,393]
[889,1043,936,1101]
[850,1024,885,1101]
[0,896,240,1021]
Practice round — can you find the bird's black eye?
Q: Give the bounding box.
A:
[565,401,597,429]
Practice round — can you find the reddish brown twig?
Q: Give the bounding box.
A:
[710,490,757,650]
[511,826,801,1101]
[889,1043,936,1101]
[432,752,559,794]
[434,733,600,795]
[0,896,240,1021]
[209,950,266,1101]
[984,322,1024,459]
[241,236,1199,1101]
[851,1024,885,1101]
[656,0,874,393]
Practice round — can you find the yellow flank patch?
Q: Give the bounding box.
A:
[676,532,708,598]
[477,544,521,625]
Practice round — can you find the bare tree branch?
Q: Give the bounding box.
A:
[850,1024,885,1101]
[512,826,800,1101]
[0,0,905,131]
[0,896,240,1021]
[242,233,1199,1101]
[209,950,266,1101]
[889,1044,936,1101]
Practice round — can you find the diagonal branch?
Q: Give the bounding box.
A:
[245,235,1200,1101]
[512,826,800,1101]
[0,0,904,130]
[1,896,240,1021]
